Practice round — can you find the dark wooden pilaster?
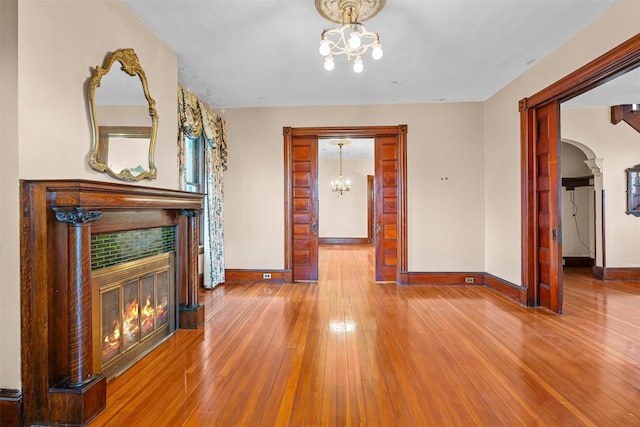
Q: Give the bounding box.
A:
[54,209,102,386]
[51,209,107,425]
[179,209,204,329]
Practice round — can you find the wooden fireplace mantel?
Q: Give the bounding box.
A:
[20,179,205,426]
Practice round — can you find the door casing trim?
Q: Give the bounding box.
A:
[520,33,640,308]
[284,125,407,282]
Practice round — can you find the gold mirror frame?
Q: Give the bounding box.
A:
[88,48,158,181]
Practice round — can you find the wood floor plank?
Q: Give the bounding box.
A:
[89,245,640,426]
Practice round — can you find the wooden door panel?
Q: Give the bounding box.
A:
[293,198,310,212]
[375,134,399,281]
[293,145,311,160]
[383,224,396,240]
[383,172,397,186]
[534,102,563,313]
[293,188,311,198]
[293,173,310,187]
[293,223,311,237]
[292,136,318,281]
[293,213,311,223]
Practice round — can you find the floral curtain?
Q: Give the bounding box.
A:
[178,85,227,288]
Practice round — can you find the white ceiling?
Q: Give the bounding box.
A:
[124,0,621,109]
[563,66,640,108]
[319,138,374,160]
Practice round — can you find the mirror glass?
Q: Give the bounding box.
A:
[88,48,158,181]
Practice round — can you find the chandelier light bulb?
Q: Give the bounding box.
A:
[372,44,383,60]
[348,31,362,49]
[319,40,331,57]
[353,57,364,73]
[324,56,335,71]
[316,0,385,72]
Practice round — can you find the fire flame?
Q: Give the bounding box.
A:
[122,298,139,345]
[102,290,168,362]
[141,294,155,334]
[156,296,168,325]
[103,319,121,362]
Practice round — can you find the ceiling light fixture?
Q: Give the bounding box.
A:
[316,0,385,73]
[330,140,351,195]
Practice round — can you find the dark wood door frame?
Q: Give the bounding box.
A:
[367,174,374,244]
[284,126,408,282]
[521,33,640,310]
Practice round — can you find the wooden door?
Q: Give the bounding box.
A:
[367,175,374,244]
[291,135,318,281]
[534,101,563,312]
[375,134,399,281]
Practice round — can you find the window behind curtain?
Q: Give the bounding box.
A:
[185,135,205,245]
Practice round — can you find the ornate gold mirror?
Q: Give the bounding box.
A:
[88,48,158,181]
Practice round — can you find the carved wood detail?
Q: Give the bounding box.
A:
[20,180,203,426]
[611,104,640,133]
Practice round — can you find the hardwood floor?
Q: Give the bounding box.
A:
[89,245,640,426]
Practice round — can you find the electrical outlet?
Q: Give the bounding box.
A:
[465,277,474,283]
[263,273,272,279]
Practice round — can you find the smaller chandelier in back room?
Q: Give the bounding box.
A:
[331,140,351,195]
[316,0,385,73]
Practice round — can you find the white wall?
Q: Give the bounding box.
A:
[18,1,178,187]
[0,0,20,390]
[562,107,640,267]
[484,0,640,284]
[222,102,486,272]
[561,143,594,258]
[319,157,373,238]
[1,0,178,390]
[562,186,595,258]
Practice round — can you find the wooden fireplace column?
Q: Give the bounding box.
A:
[179,209,205,329]
[20,180,204,426]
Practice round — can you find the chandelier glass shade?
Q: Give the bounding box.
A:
[316,0,384,73]
[331,141,351,195]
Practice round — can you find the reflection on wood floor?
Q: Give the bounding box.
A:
[90,244,640,426]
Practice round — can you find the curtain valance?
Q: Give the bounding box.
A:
[178,85,228,171]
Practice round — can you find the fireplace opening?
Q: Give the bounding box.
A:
[91,227,176,380]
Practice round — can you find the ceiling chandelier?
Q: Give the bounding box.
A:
[315,0,385,73]
[331,140,351,195]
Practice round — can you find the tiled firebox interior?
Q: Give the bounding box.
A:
[91,227,175,270]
